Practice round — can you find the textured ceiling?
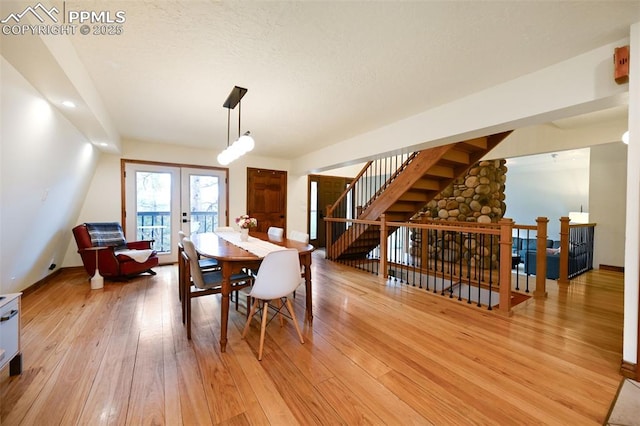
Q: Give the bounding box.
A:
[58,1,640,158]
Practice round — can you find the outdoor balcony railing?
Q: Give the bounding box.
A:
[136,211,218,253]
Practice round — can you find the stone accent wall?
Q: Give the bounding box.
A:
[410,159,507,269]
[416,159,507,223]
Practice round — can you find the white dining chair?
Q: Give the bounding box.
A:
[289,230,309,244]
[267,226,284,239]
[241,248,305,360]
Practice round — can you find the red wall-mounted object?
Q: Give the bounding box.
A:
[614,45,629,84]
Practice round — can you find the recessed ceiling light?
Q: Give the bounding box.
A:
[62,100,76,108]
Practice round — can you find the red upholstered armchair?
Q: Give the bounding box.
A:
[72,222,159,280]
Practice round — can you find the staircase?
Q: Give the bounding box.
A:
[326,131,512,260]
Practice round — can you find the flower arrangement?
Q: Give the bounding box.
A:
[235,214,257,229]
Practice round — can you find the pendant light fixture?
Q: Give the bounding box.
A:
[217,86,255,165]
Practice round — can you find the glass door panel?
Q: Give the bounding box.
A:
[125,163,180,264]
[135,171,171,251]
[181,168,227,235]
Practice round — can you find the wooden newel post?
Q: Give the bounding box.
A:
[380,214,388,279]
[498,218,513,316]
[534,217,549,299]
[325,205,332,259]
[558,216,570,285]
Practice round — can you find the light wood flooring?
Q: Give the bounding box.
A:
[0,252,627,425]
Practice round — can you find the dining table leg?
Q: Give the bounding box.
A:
[302,253,313,324]
[220,263,231,352]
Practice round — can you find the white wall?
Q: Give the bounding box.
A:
[504,150,590,239]
[1,57,99,293]
[488,118,627,160]
[590,143,628,268]
[623,22,640,365]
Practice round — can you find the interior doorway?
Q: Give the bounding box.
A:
[308,175,352,248]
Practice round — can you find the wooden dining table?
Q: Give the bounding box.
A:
[190,231,315,352]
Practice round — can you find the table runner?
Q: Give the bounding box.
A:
[214,231,286,258]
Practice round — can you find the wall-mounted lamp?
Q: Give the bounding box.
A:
[622,130,629,145]
[217,86,255,166]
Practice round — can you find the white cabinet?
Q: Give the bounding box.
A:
[0,293,22,375]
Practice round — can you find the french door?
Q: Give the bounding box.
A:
[123,161,228,263]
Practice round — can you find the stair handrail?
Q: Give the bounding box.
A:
[326,160,373,219]
[360,152,420,214]
[326,152,418,220]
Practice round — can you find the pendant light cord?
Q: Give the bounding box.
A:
[227,107,230,147]
[238,99,242,139]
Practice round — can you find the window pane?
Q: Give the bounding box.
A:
[310,181,318,240]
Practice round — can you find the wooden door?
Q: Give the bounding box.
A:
[246,168,287,233]
[309,175,352,248]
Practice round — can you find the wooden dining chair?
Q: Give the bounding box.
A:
[181,238,254,339]
[179,231,219,270]
[241,249,305,360]
[177,231,219,302]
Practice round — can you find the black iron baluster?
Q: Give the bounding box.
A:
[525,228,531,293]
[514,227,520,291]
[477,233,484,307]
[448,231,454,299]
[457,232,464,301]
[488,234,494,310]
[425,228,431,292]
[466,231,472,302]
